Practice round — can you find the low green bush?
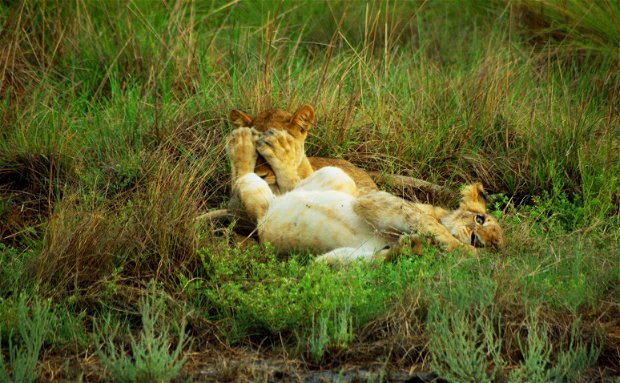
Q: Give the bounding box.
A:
[95,289,190,383]
[0,296,53,383]
[182,245,400,344]
[509,312,599,382]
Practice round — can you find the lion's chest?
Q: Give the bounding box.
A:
[258,190,384,254]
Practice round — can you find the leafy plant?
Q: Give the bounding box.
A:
[428,306,504,383]
[95,291,189,383]
[509,311,599,382]
[308,297,353,361]
[0,296,52,383]
[184,245,407,349]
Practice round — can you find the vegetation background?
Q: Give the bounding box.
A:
[0,0,618,381]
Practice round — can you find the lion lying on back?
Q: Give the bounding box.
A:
[227,126,504,263]
[229,104,377,192]
[227,104,376,230]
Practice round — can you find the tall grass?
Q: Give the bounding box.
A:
[515,0,620,58]
[0,0,618,380]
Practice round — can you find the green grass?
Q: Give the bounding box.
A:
[0,0,618,380]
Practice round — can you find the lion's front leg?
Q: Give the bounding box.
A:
[352,191,475,253]
[227,127,273,224]
[256,129,304,192]
[408,215,475,252]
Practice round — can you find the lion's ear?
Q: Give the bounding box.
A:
[459,182,487,214]
[291,104,315,133]
[229,109,253,127]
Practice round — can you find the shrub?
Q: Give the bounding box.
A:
[0,296,53,383]
[95,290,189,383]
[182,243,421,352]
[509,311,599,382]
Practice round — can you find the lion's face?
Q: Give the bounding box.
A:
[448,211,504,249]
[443,183,505,249]
[229,105,314,178]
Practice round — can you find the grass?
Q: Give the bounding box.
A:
[0,0,618,381]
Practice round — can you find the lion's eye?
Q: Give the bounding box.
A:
[476,215,486,225]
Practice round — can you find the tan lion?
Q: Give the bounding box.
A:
[229,104,377,192]
[227,127,504,263]
[227,104,376,230]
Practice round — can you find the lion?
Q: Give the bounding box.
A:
[226,104,377,231]
[229,104,378,192]
[227,127,504,263]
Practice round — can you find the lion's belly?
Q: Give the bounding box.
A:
[258,190,386,254]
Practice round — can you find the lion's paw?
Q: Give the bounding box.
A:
[447,242,478,254]
[227,127,258,178]
[256,128,303,171]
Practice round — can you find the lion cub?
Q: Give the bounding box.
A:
[227,104,376,231]
[227,127,504,263]
[229,105,377,192]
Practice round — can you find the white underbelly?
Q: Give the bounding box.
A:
[258,190,387,254]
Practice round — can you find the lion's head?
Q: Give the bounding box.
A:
[229,105,314,179]
[442,183,505,249]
